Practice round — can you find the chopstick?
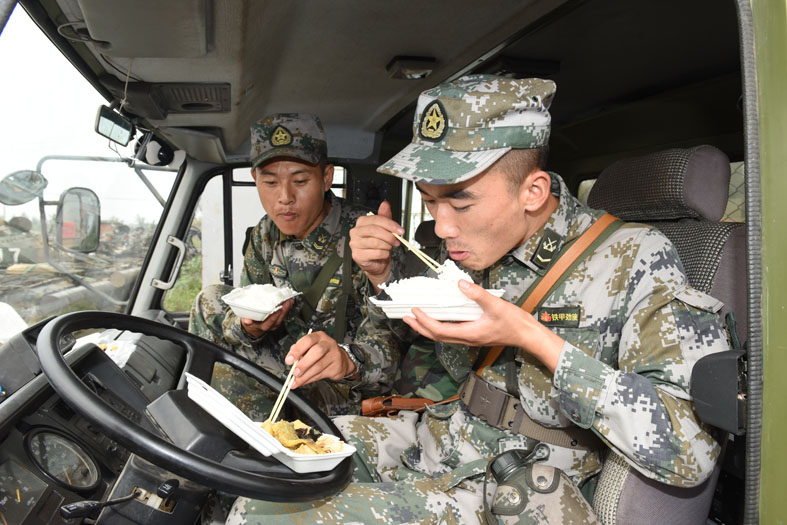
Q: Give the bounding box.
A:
[268,362,297,424]
[366,212,441,274]
[268,329,312,424]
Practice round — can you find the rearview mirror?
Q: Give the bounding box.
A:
[95,105,135,146]
[0,170,48,205]
[56,188,101,253]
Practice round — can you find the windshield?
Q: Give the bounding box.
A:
[0,8,178,335]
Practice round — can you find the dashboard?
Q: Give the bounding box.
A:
[0,320,184,524]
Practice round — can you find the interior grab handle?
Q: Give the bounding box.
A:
[151,235,186,290]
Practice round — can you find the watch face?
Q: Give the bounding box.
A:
[349,344,365,364]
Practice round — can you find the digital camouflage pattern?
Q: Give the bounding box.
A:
[190,193,400,417]
[249,113,328,168]
[209,363,276,422]
[393,338,467,401]
[377,75,555,185]
[228,174,728,523]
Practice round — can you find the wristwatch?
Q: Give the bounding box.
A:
[338,343,365,377]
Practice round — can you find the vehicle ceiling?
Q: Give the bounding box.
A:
[22,0,741,178]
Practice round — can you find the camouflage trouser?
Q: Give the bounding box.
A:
[189,284,359,420]
[393,338,464,401]
[225,403,600,524]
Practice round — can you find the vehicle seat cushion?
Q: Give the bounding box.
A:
[588,145,731,221]
[593,449,723,525]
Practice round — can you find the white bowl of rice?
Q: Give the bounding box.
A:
[222,284,301,321]
[371,260,505,321]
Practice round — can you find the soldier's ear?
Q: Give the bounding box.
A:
[521,169,552,212]
[250,167,258,182]
[322,164,335,190]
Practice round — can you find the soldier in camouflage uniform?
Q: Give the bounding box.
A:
[226,77,728,523]
[190,113,399,419]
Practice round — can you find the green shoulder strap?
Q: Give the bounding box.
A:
[297,222,356,341]
[331,235,356,342]
[299,251,343,323]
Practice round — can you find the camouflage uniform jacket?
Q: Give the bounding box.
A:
[221,193,399,398]
[370,174,727,487]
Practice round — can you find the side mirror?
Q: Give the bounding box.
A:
[56,188,101,253]
[95,105,135,146]
[0,170,48,205]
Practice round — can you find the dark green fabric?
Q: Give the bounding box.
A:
[394,338,465,401]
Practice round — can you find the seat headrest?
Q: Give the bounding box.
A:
[414,220,440,247]
[587,146,731,221]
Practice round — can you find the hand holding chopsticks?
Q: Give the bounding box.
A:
[268,329,312,424]
[366,212,441,274]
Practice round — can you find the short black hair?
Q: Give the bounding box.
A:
[496,147,549,193]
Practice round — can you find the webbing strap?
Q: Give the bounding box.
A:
[455,213,620,449]
[332,237,356,342]
[297,223,356,341]
[475,213,622,374]
[299,251,343,320]
[460,374,602,450]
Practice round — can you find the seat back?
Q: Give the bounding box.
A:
[588,145,746,343]
[587,145,743,524]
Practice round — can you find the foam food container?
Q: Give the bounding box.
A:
[221,284,300,321]
[185,373,354,473]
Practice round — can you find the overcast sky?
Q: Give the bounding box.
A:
[0,5,174,223]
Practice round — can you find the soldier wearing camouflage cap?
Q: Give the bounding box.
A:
[190,113,399,419]
[227,76,728,523]
[249,113,328,168]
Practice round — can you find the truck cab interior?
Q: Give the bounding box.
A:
[0,0,764,523]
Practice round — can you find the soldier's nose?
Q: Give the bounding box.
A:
[434,216,458,239]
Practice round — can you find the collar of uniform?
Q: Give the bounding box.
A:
[510,173,582,274]
[276,192,343,256]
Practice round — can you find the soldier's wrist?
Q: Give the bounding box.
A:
[338,343,364,379]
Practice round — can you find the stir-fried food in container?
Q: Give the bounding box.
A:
[260,419,345,455]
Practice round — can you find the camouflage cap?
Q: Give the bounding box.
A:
[377,75,556,184]
[250,113,328,168]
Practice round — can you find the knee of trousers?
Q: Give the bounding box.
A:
[190,283,236,338]
[197,283,235,311]
[192,284,235,320]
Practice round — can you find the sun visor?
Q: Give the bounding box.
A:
[78,0,211,58]
[158,127,226,164]
[323,126,382,163]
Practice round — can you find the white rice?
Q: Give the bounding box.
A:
[225,284,297,311]
[381,260,474,304]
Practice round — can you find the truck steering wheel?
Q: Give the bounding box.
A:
[36,311,352,501]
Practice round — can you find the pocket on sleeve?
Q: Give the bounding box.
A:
[673,286,724,314]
